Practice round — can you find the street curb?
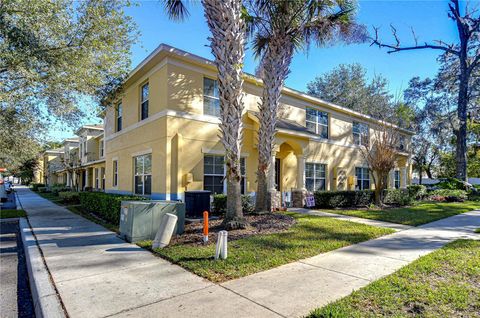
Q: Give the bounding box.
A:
[15,191,22,210]
[19,218,66,318]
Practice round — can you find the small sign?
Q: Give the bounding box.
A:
[305,195,315,208]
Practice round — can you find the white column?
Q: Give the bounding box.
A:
[389,170,395,188]
[268,154,276,191]
[66,172,71,187]
[85,169,89,189]
[296,155,305,190]
[401,167,407,189]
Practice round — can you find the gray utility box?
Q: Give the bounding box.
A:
[119,200,185,243]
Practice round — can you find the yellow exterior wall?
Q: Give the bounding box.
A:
[102,48,413,200]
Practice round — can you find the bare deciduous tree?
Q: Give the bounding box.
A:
[371,0,480,181]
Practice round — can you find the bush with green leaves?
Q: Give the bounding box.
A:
[314,190,374,208]
[31,183,45,191]
[79,192,147,224]
[51,186,71,195]
[37,187,50,193]
[407,185,427,200]
[59,191,80,204]
[212,194,256,215]
[383,189,412,206]
[436,178,468,190]
[429,189,468,202]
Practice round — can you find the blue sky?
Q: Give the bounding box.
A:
[51,0,459,140]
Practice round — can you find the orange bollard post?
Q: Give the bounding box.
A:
[203,211,209,244]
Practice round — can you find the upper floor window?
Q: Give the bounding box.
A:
[99,139,104,158]
[398,135,406,151]
[352,122,369,146]
[203,77,220,117]
[203,155,246,194]
[134,154,152,195]
[116,102,122,132]
[394,170,400,189]
[140,83,149,121]
[305,163,326,192]
[306,108,328,139]
[355,167,370,190]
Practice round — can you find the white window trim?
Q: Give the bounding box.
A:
[394,170,401,189]
[131,149,152,157]
[140,82,149,120]
[133,154,152,196]
[112,160,118,188]
[355,166,370,190]
[203,154,247,194]
[116,102,123,132]
[352,122,369,146]
[203,77,220,117]
[306,108,329,138]
[305,162,327,192]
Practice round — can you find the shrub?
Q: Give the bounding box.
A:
[407,185,427,200]
[59,191,80,204]
[51,186,71,195]
[314,190,374,208]
[31,183,45,191]
[436,178,468,190]
[383,189,412,206]
[79,192,147,224]
[212,194,256,215]
[429,189,467,202]
[38,187,50,193]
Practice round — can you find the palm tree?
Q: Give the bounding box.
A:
[163,0,247,229]
[245,0,365,212]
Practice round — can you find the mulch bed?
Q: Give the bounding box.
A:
[170,213,296,246]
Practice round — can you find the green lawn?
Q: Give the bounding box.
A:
[0,209,26,218]
[138,213,394,282]
[321,201,480,226]
[308,239,480,318]
[36,191,64,204]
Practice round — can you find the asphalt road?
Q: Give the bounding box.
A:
[0,221,35,318]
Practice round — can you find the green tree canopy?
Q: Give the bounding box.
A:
[0,0,137,170]
[306,63,393,118]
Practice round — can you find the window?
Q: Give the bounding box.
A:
[99,139,104,158]
[203,155,246,194]
[398,135,406,151]
[203,77,220,117]
[140,83,149,120]
[355,167,370,190]
[82,138,87,156]
[113,160,118,187]
[95,168,99,189]
[101,167,105,190]
[305,163,326,192]
[116,102,122,132]
[134,154,152,195]
[306,108,329,138]
[394,170,400,189]
[203,155,224,194]
[352,122,369,146]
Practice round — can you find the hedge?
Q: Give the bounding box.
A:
[212,194,255,215]
[429,189,468,202]
[407,185,427,200]
[31,183,45,191]
[59,191,80,204]
[79,192,147,224]
[313,190,374,208]
[383,189,413,206]
[51,186,71,195]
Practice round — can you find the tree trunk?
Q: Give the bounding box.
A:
[456,69,469,182]
[202,0,247,229]
[418,164,423,185]
[255,36,293,213]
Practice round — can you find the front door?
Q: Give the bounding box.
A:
[275,158,281,191]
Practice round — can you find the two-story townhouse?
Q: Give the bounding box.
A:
[42,126,107,191]
[75,125,106,190]
[103,44,414,207]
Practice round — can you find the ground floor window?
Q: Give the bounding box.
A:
[355,167,370,190]
[101,167,105,190]
[95,168,99,189]
[134,154,152,195]
[305,163,326,192]
[394,170,400,189]
[203,155,246,194]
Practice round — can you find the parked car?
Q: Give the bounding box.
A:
[0,175,7,202]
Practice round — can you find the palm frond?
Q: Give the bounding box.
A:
[162,0,189,21]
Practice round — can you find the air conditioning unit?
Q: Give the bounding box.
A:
[119,200,185,243]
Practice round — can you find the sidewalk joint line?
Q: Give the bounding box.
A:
[298,260,372,282]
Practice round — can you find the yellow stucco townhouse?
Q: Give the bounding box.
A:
[102,44,414,207]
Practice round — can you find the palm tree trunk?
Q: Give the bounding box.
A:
[202,0,247,229]
[255,36,293,212]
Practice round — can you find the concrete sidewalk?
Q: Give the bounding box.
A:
[17,186,480,318]
[288,207,413,231]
